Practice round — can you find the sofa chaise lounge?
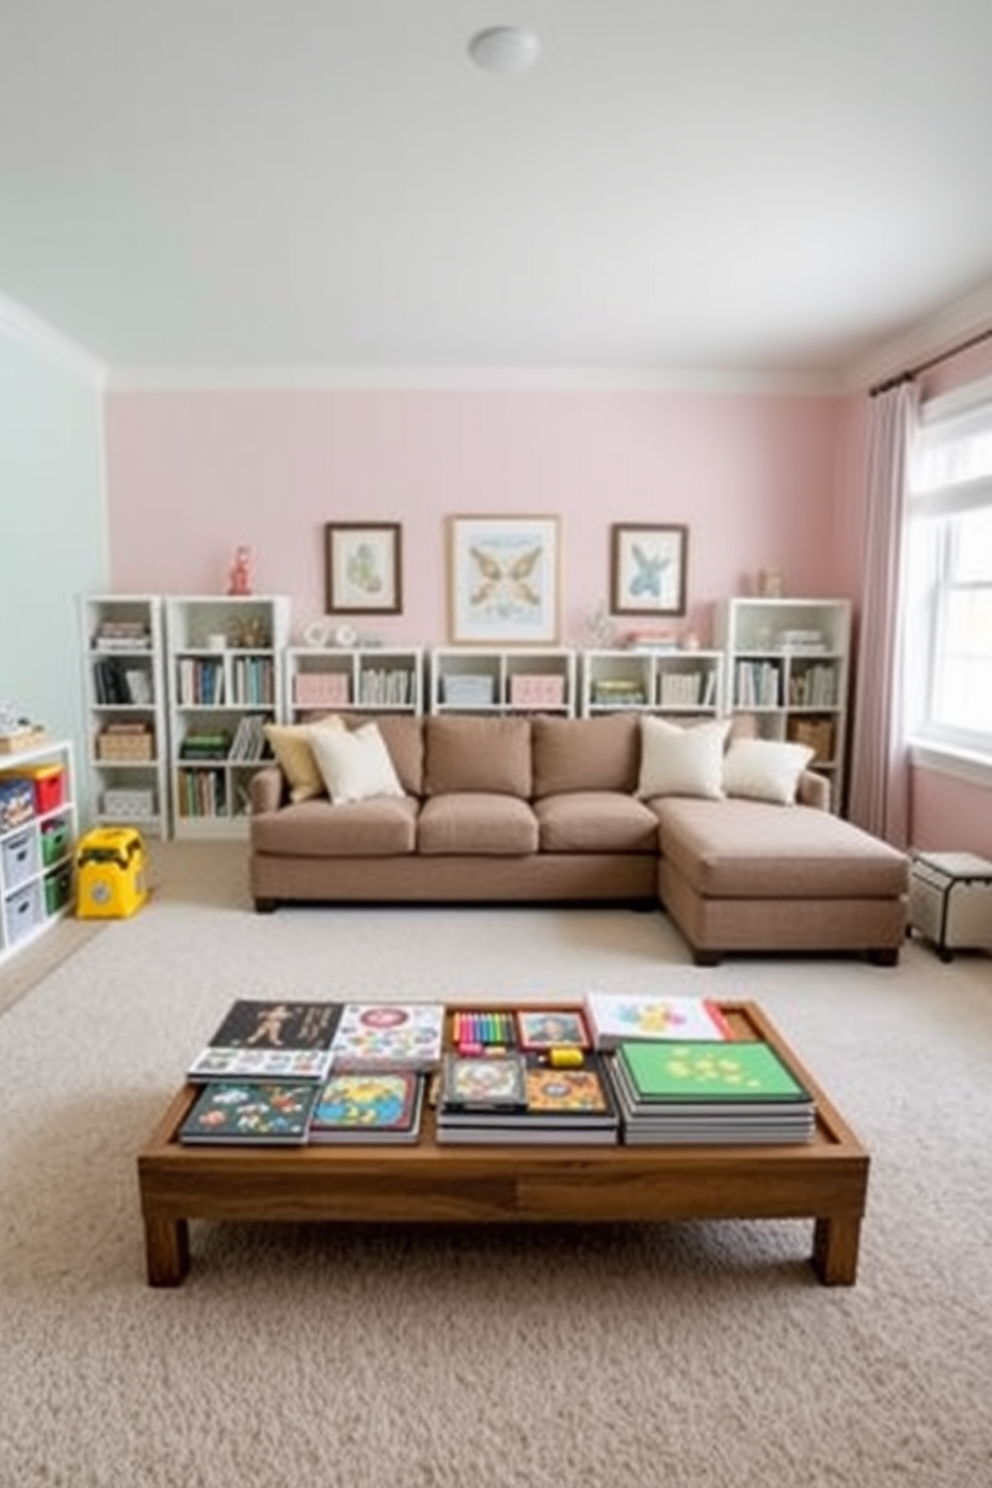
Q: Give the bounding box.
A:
[248,712,909,965]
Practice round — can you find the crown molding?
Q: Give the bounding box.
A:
[841,278,992,394]
[0,291,105,386]
[104,363,843,396]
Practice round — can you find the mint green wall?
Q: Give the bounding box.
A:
[0,326,108,820]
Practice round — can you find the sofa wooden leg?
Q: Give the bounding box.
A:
[254,897,277,914]
[866,947,899,967]
[692,949,723,967]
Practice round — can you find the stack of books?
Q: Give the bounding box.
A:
[179,998,434,1145]
[584,992,733,1050]
[608,1038,815,1144]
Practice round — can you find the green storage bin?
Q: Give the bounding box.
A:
[44,864,72,916]
[40,816,71,868]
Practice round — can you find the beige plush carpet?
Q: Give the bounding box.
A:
[1,842,991,1488]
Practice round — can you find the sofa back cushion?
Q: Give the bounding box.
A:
[531,715,640,797]
[424,716,532,796]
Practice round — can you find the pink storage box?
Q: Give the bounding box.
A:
[294,673,350,707]
[509,674,566,708]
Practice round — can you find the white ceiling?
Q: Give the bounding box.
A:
[4,1,992,385]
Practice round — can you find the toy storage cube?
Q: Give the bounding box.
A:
[39,816,71,867]
[5,882,41,945]
[76,827,148,919]
[44,864,73,916]
[0,777,35,833]
[2,827,40,890]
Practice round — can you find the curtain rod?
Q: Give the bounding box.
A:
[870,324,992,397]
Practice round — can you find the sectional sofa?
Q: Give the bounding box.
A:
[247,712,908,965]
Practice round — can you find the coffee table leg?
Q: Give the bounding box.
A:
[144,1211,190,1287]
[812,1215,861,1286]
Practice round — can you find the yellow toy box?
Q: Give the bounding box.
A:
[76,827,148,919]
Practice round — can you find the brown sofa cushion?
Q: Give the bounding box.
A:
[531,715,640,797]
[424,717,532,797]
[251,796,418,858]
[417,794,539,855]
[653,796,909,899]
[535,792,660,853]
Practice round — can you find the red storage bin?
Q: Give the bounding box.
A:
[12,764,65,815]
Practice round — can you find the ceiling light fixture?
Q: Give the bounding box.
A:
[468,25,541,75]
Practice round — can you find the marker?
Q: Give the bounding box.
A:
[546,1047,583,1068]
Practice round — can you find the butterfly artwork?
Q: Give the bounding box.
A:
[468,543,542,616]
[450,518,560,642]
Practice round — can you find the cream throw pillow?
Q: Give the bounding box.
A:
[309,722,404,805]
[722,738,815,805]
[636,716,730,800]
[263,718,345,803]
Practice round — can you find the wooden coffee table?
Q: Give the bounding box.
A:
[137,1001,869,1287]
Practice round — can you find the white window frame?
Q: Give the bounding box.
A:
[905,375,992,789]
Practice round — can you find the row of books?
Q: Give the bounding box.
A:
[177,994,815,1149]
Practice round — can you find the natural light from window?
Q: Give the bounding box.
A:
[905,392,992,771]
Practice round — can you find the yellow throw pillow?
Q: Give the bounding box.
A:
[263,718,345,802]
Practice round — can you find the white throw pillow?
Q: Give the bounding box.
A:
[722,738,815,805]
[309,722,404,805]
[637,716,730,800]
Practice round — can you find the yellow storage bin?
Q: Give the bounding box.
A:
[75,827,148,919]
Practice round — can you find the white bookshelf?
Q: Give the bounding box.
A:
[284,647,424,720]
[78,594,169,838]
[165,596,290,837]
[0,738,77,967]
[714,597,852,808]
[428,648,577,715]
[579,649,724,719]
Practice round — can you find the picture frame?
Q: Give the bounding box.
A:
[516,1008,591,1052]
[610,523,688,617]
[325,522,402,615]
[448,514,560,644]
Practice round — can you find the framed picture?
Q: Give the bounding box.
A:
[448,515,560,644]
[610,523,688,617]
[515,1008,591,1052]
[325,523,402,614]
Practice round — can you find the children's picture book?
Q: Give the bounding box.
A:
[584,993,733,1050]
[440,1053,528,1111]
[616,1039,811,1107]
[178,1082,319,1145]
[515,1007,591,1052]
[308,1071,425,1144]
[199,999,343,1051]
[330,1003,445,1070]
[524,1062,612,1115]
[186,1000,342,1083]
[187,1045,334,1084]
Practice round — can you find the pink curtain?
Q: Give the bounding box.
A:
[847,381,918,846]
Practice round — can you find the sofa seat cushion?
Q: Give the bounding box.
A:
[417,793,539,856]
[251,796,418,858]
[535,792,660,854]
[653,797,908,899]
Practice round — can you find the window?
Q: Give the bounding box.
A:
[905,384,992,770]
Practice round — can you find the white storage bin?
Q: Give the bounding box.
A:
[2,827,40,891]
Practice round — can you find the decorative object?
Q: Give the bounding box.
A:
[448,515,560,644]
[227,544,252,596]
[759,567,784,598]
[581,601,616,649]
[326,523,402,615]
[303,618,334,648]
[610,524,688,617]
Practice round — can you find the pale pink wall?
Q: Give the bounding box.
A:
[105,388,845,648]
